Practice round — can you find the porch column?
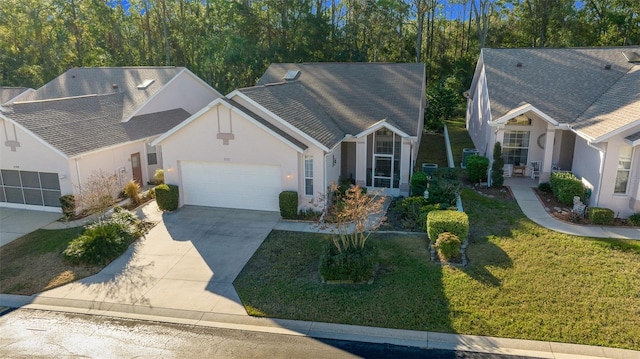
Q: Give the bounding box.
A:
[540,126,556,182]
[355,140,367,187]
[495,126,505,147]
[399,140,411,196]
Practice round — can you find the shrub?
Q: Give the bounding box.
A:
[427,177,461,206]
[550,172,585,205]
[588,207,614,225]
[491,142,504,187]
[124,179,141,206]
[410,171,428,197]
[627,213,640,226]
[64,222,130,265]
[78,170,120,216]
[155,184,179,211]
[426,210,469,243]
[433,167,461,181]
[319,241,376,282]
[59,194,76,219]
[154,169,165,184]
[64,209,145,265]
[538,182,552,193]
[279,191,298,219]
[466,155,489,183]
[298,208,321,221]
[400,196,429,219]
[435,232,461,260]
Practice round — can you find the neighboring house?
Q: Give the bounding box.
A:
[466,46,640,218]
[0,87,34,108]
[154,63,426,212]
[0,67,222,212]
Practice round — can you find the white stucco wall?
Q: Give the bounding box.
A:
[0,119,72,194]
[159,103,305,208]
[571,136,603,204]
[133,71,221,118]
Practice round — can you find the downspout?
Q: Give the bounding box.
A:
[323,152,330,212]
[586,141,605,208]
[74,158,82,193]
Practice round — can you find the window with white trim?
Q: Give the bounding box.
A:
[614,144,633,194]
[304,156,313,196]
[503,131,530,166]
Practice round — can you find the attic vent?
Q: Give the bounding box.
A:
[604,64,612,70]
[516,62,523,68]
[283,70,300,81]
[137,79,155,89]
[622,51,640,63]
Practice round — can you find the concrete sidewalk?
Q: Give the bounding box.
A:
[508,183,640,239]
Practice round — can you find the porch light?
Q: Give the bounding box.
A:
[286,172,293,180]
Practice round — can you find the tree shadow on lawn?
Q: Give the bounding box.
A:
[462,234,513,287]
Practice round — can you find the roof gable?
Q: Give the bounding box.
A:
[254,63,425,144]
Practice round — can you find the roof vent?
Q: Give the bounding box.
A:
[111,84,118,89]
[516,62,523,68]
[604,64,612,70]
[283,70,301,81]
[137,79,155,89]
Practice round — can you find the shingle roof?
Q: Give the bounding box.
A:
[482,47,639,124]
[225,98,308,150]
[4,94,190,157]
[20,67,184,120]
[626,131,640,143]
[239,82,344,148]
[571,66,640,140]
[248,63,425,148]
[0,87,30,105]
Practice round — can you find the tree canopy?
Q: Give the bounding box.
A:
[1,0,638,94]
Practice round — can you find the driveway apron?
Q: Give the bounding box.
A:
[38,206,279,316]
[0,208,61,247]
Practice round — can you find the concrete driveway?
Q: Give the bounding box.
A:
[39,204,280,316]
[0,208,61,247]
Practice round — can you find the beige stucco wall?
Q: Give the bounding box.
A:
[160,103,306,208]
[133,71,221,117]
[0,119,72,194]
[70,141,148,196]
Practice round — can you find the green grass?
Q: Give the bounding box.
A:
[235,189,640,350]
[446,118,476,168]
[0,227,102,295]
[416,132,447,169]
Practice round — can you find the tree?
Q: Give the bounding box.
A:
[491,141,504,187]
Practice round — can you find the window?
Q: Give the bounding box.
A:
[614,144,633,194]
[146,143,158,165]
[304,156,313,196]
[503,131,530,166]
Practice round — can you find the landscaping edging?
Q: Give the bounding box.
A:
[429,238,469,267]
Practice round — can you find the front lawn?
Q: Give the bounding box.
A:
[0,227,103,295]
[235,189,640,350]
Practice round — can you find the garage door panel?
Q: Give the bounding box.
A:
[181,162,281,211]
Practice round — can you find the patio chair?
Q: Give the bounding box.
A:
[530,161,542,179]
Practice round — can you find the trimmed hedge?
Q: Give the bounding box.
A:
[466,155,489,183]
[549,172,585,205]
[279,191,298,219]
[588,207,614,225]
[59,194,76,218]
[155,184,179,211]
[410,171,428,197]
[426,210,469,243]
[435,232,461,260]
[628,213,640,226]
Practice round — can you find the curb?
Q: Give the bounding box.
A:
[1,294,637,359]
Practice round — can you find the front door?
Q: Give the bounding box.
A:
[373,155,393,188]
[131,152,143,186]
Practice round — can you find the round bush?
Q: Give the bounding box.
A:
[64,222,130,265]
[538,182,552,193]
[628,213,640,227]
[435,232,461,261]
[155,184,179,211]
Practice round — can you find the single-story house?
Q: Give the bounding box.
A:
[0,67,222,212]
[153,63,426,212]
[466,46,640,218]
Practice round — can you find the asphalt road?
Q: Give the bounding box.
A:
[0,309,540,358]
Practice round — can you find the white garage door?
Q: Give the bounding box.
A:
[180,161,281,211]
